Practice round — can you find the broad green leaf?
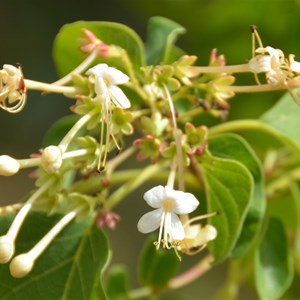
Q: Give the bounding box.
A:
[106,265,129,300]
[139,236,179,289]
[0,212,110,300]
[145,16,186,65]
[255,218,294,300]
[53,21,145,77]
[209,134,265,257]
[200,153,253,263]
[260,91,300,151]
[42,114,79,147]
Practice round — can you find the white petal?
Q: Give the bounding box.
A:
[109,85,131,109]
[168,190,199,215]
[86,64,109,77]
[137,208,163,233]
[143,185,166,208]
[94,77,108,96]
[107,67,129,85]
[248,55,272,73]
[170,213,185,240]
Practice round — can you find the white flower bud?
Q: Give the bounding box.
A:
[10,253,34,278]
[0,155,20,176]
[0,235,15,263]
[41,145,63,173]
[248,55,272,73]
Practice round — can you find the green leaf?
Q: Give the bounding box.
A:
[260,91,300,151]
[53,21,145,77]
[200,153,253,263]
[255,218,294,300]
[0,212,110,300]
[209,134,266,257]
[105,265,130,300]
[42,114,79,147]
[145,16,186,65]
[139,236,179,289]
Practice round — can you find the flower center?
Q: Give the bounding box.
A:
[163,199,174,212]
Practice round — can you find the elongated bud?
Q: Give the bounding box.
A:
[0,155,20,176]
[0,235,15,263]
[10,253,34,278]
[41,145,62,173]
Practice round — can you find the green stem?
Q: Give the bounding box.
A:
[71,169,199,194]
[106,161,169,209]
[59,108,99,152]
[129,287,152,299]
[266,166,300,197]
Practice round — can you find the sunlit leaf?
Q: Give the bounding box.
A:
[0,212,110,300]
[260,91,300,152]
[209,134,265,257]
[200,153,253,263]
[53,21,145,77]
[145,16,186,65]
[255,218,294,300]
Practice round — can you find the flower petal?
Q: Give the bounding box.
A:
[137,208,163,233]
[143,185,166,208]
[86,64,109,77]
[165,187,199,215]
[107,67,130,85]
[109,85,131,109]
[170,213,185,240]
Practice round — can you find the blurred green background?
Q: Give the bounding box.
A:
[0,0,300,299]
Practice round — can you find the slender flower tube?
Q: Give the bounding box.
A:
[137,185,199,249]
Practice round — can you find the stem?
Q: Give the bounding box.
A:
[106,146,136,175]
[70,169,199,194]
[178,107,205,121]
[52,49,99,86]
[24,79,80,95]
[230,83,287,93]
[129,287,152,299]
[194,64,250,74]
[28,210,77,260]
[266,166,300,197]
[106,161,168,209]
[59,108,99,152]
[62,148,93,159]
[18,158,41,168]
[209,119,280,139]
[7,178,55,239]
[168,254,214,289]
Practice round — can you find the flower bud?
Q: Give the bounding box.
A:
[41,145,63,173]
[0,235,15,263]
[0,155,20,176]
[10,253,34,278]
[248,55,272,73]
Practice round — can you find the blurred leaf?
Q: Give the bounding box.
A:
[145,16,186,65]
[260,91,300,152]
[42,114,79,147]
[53,21,145,77]
[255,218,294,300]
[290,183,300,274]
[209,134,265,257]
[200,153,252,263]
[139,236,179,289]
[0,212,110,300]
[106,265,129,300]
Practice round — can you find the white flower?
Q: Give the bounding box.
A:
[0,64,26,113]
[289,54,300,73]
[86,64,130,109]
[0,155,20,176]
[41,145,63,173]
[251,46,287,84]
[137,185,199,249]
[180,223,217,254]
